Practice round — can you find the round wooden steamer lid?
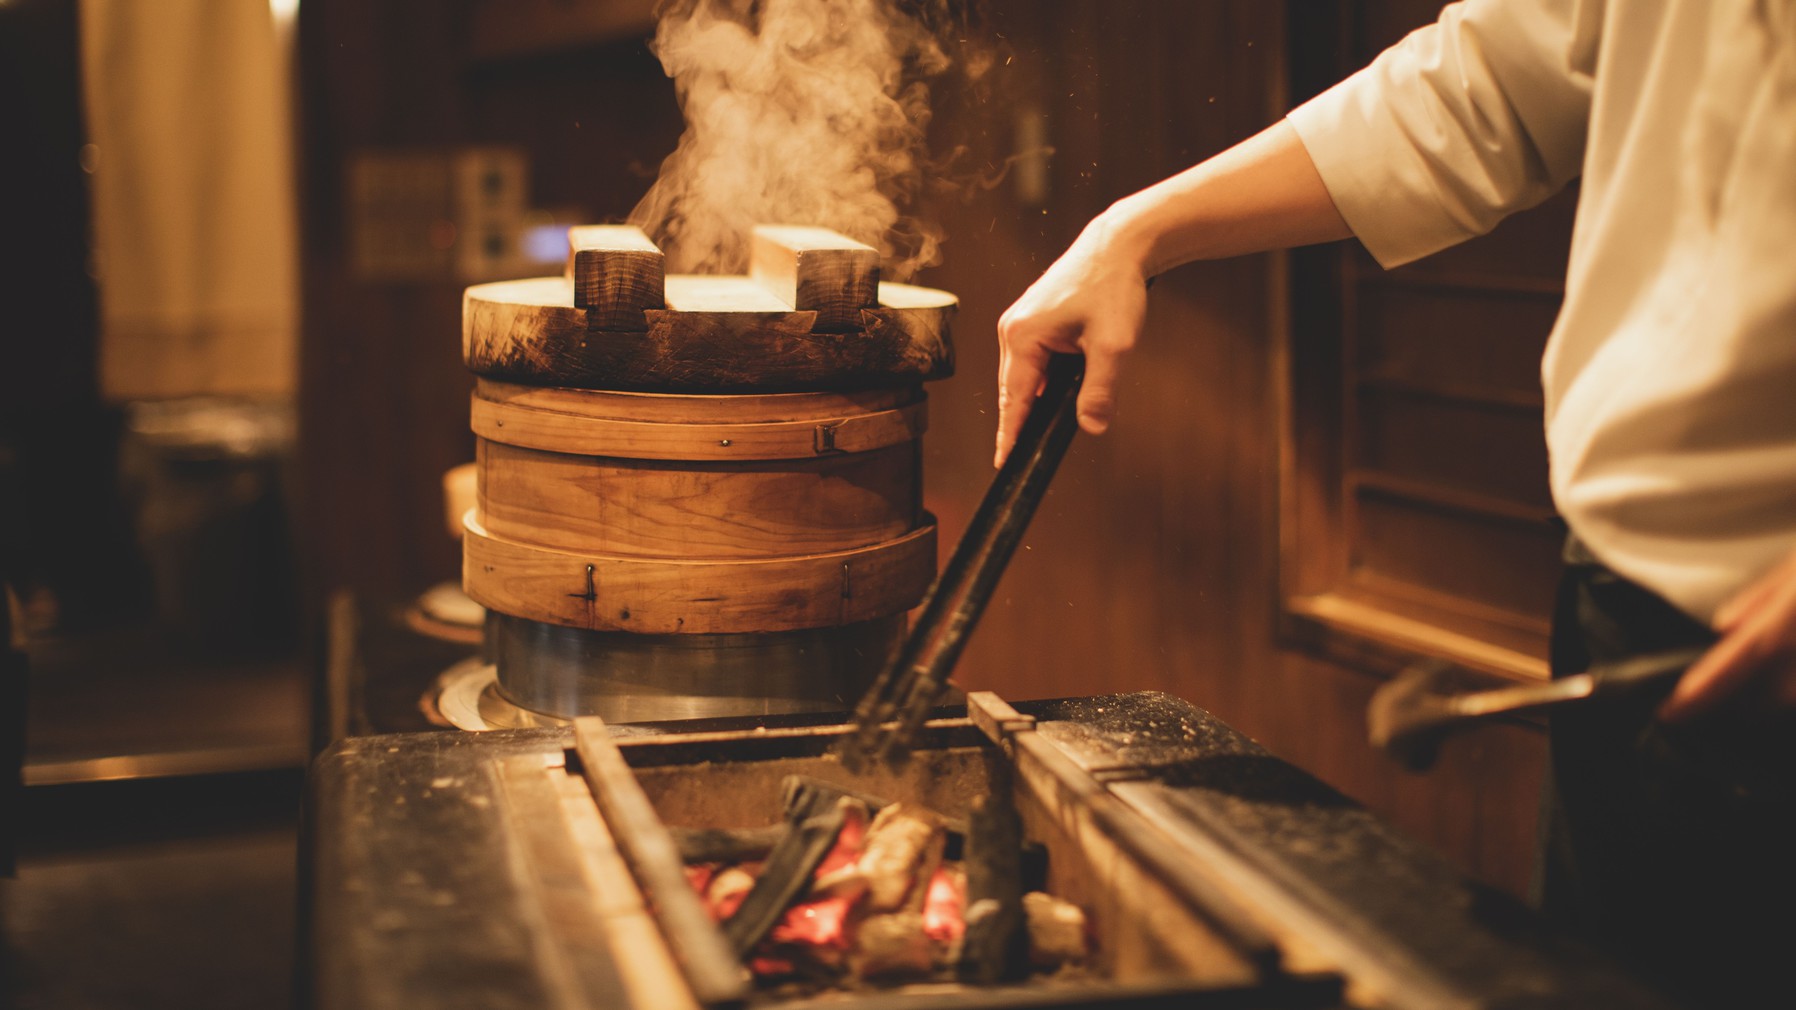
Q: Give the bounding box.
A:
[463,225,955,393]
[463,276,956,393]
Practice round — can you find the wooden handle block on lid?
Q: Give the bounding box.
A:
[565,225,665,331]
[750,225,880,332]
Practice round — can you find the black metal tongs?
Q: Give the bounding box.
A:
[839,353,1086,772]
[1367,645,1710,771]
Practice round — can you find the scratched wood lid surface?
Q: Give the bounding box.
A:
[463,224,956,392]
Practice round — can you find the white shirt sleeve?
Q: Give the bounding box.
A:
[1286,0,1602,268]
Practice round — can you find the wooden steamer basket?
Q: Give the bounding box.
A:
[461,225,955,722]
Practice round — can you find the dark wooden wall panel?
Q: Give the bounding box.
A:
[1355,283,1558,395]
[1358,393,1553,507]
[1353,493,1564,616]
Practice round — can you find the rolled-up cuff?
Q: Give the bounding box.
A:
[1287,81,1475,270]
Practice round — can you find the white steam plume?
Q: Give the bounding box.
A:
[629,0,964,281]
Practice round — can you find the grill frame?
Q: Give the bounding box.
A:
[306,692,1678,1010]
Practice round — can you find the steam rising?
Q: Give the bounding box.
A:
[630,0,967,280]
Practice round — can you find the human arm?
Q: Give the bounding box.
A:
[994,0,1599,465]
[993,120,1347,465]
[1659,548,1796,723]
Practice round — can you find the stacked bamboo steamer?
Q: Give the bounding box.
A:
[460,225,956,722]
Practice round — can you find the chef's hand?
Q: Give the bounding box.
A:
[1659,547,1796,723]
[990,120,1351,467]
[994,210,1151,467]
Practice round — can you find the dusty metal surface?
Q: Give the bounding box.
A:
[304,729,586,1010]
[305,694,1673,1010]
[1023,696,1672,1010]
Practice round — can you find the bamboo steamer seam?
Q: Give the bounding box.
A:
[471,394,927,461]
[462,511,937,634]
[476,379,916,423]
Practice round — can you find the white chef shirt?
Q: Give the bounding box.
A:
[1287,0,1796,623]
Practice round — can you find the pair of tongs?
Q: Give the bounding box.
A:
[1368,645,1710,771]
[839,353,1085,772]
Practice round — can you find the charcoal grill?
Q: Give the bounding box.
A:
[305,692,1674,1010]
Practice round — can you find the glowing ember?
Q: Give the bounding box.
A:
[771,893,854,949]
[814,807,867,879]
[921,866,966,944]
[706,864,757,922]
[684,864,716,896]
[687,798,1086,986]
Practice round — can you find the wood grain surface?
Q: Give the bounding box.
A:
[462,276,954,391]
[470,392,927,460]
[564,225,664,331]
[749,225,880,332]
[475,439,920,557]
[461,514,936,633]
[473,379,915,423]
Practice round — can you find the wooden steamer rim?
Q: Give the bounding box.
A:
[462,225,956,393]
[472,379,928,461]
[462,512,938,634]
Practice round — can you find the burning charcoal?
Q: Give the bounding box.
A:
[769,892,855,957]
[1022,891,1090,967]
[814,803,869,879]
[809,865,870,902]
[810,813,874,901]
[921,865,967,947]
[721,781,868,957]
[852,912,935,979]
[748,953,799,979]
[813,802,942,906]
[858,803,944,911]
[706,865,757,922]
[762,810,868,968]
[685,863,718,896]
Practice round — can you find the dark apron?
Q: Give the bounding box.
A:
[1540,538,1796,1008]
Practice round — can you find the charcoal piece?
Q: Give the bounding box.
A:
[958,757,1029,984]
[1022,891,1090,966]
[852,912,935,978]
[859,804,944,911]
[720,778,860,957]
[706,866,758,918]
